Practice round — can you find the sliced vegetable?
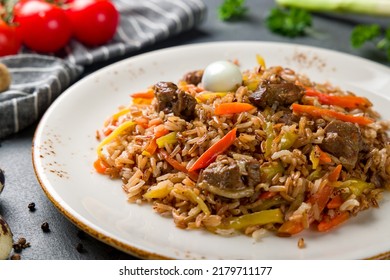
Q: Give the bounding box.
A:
[292,103,373,125]
[196,91,227,102]
[305,88,372,109]
[260,161,284,183]
[93,158,107,174]
[214,102,255,115]
[130,89,154,99]
[307,183,334,214]
[184,189,210,215]
[278,220,304,236]
[280,130,298,150]
[328,164,342,182]
[227,209,284,230]
[310,145,332,169]
[317,212,349,232]
[97,121,135,157]
[339,179,374,196]
[327,195,343,209]
[143,181,173,199]
[258,191,278,200]
[188,127,237,172]
[156,132,177,148]
[256,54,266,69]
[159,150,199,181]
[142,126,169,156]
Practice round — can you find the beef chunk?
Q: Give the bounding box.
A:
[183,70,203,85]
[199,158,260,199]
[319,120,363,169]
[249,80,303,109]
[245,161,261,188]
[202,161,245,191]
[154,81,197,121]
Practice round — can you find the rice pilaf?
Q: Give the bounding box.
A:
[94,58,390,239]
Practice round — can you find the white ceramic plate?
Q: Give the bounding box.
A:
[33,41,390,259]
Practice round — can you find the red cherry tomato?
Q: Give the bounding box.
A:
[65,0,119,47]
[0,19,22,56]
[14,0,72,53]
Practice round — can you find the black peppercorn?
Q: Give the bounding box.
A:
[28,202,36,211]
[76,243,84,253]
[41,222,50,232]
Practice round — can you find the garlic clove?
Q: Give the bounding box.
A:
[0,215,13,260]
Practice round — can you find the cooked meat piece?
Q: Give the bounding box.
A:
[319,120,363,169]
[202,160,245,191]
[249,80,304,109]
[154,81,197,121]
[199,158,259,199]
[278,109,300,125]
[245,161,261,188]
[183,70,203,85]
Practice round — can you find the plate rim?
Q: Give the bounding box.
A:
[32,40,390,260]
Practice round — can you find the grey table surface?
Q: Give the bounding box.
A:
[0,0,389,260]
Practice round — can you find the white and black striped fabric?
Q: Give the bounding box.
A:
[0,0,206,139]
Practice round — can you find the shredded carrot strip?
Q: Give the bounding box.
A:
[292,104,373,125]
[159,150,198,181]
[130,89,154,99]
[327,195,343,209]
[278,220,304,236]
[328,164,342,182]
[214,102,256,115]
[305,88,372,109]
[93,158,107,174]
[318,212,350,232]
[189,127,237,172]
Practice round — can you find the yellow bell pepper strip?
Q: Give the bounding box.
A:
[214,102,256,115]
[188,127,237,172]
[143,181,174,199]
[338,179,374,196]
[158,150,199,181]
[280,130,298,150]
[97,121,135,157]
[227,209,284,230]
[292,103,374,125]
[156,132,177,148]
[196,91,227,102]
[278,220,304,236]
[317,212,350,232]
[305,88,372,109]
[256,54,266,69]
[184,189,211,215]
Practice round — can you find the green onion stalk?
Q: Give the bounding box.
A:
[276,0,390,16]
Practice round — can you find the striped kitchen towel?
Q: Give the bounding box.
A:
[0,0,206,139]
